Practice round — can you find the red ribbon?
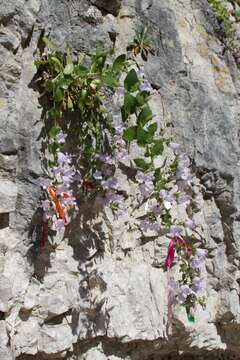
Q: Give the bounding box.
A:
[83,180,95,189]
[40,222,47,251]
[165,236,185,269]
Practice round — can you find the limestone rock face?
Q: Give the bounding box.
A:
[1,0,240,359]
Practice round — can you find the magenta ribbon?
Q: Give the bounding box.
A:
[165,236,185,336]
[165,236,185,269]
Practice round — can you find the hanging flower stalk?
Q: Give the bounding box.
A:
[34,35,206,328]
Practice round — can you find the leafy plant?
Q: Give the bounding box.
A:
[208,0,232,32]
[127,27,155,61]
[35,36,206,327]
[235,8,240,21]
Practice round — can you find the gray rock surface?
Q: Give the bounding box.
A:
[1,0,240,359]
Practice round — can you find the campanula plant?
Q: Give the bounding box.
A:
[35,35,206,331]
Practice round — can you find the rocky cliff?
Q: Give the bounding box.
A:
[1,0,240,359]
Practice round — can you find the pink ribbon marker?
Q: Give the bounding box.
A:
[165,236,185,336]
[165,236,185,269]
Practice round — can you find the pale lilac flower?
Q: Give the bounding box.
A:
[40,178,52,190]
[160,189,176,209]
[114,135,126,147]
[185,218,196,230]
[190,258,204,269]
[140,80,151,92]
[114,123,126,135]
[196,248,206,259]
[62,173,74,185]
[116,87,125,96]
[192,277,205,295]
[169,225,183,237]
[93,170,103,180]
[73,171,82,182]
[56,182,70,194]
[179,153,190,167]
[177,285,193,304]
[139,182,154,197]
[140,219,151,232]
[102,177,120,190]
[136,171,154,197]
[190,249,205,269]
[170,142,182,154]
[137,66,145,79]
[56,131,67,144]
[96,153,114,165]
[176,166,193,185]
[101,166,113,177]
[115,149,127,161]
[57,152,72,166]
[114,87,125,107]
[115,208,125,218]
[178,193,191,207]
[151,221,161,232]
[136,171,154,184]
[54,219,66,232]
[140,219,160,232]
[146,198,160,214]
[105,190,124,204]
[53,166,62,177]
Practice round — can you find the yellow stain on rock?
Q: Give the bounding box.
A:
[195,24,209,41]
[0,98,6,109]
[197,43,209,58]
[211,54,235,94]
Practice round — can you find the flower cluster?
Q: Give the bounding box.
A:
[40,131,79,232]
[36,39,206,326]
[130,89,206,315]
[169,247,206,306]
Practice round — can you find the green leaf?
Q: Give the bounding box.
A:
[48,107,61,119]
[48,142,59,154]
[50,56,64,73]
[54,87,64,102]
[151,140,164,156]
[64,63,74,75]
[236,9,240,20]
[102,73,119,88]
[136,91,151,106]
[112,54,126,73]
[154,168,163,182]
[45,80,54,92]
[147,122,158,135]
[124,69,139,92]
[49,126,60,139]
[121,106,128,122]
[57,76,72,90]
[123,126,137,141]
[42,36,56,50]
[67,95,73,110]
[137,127,149,144]
[133,158,150,171]
[78,89,88,108]
[74,65,88,76]
[124,93,137,114]
[161,209,172,226]
[138,105,153,126]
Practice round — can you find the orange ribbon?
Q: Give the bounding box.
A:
[48,186,67,223]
